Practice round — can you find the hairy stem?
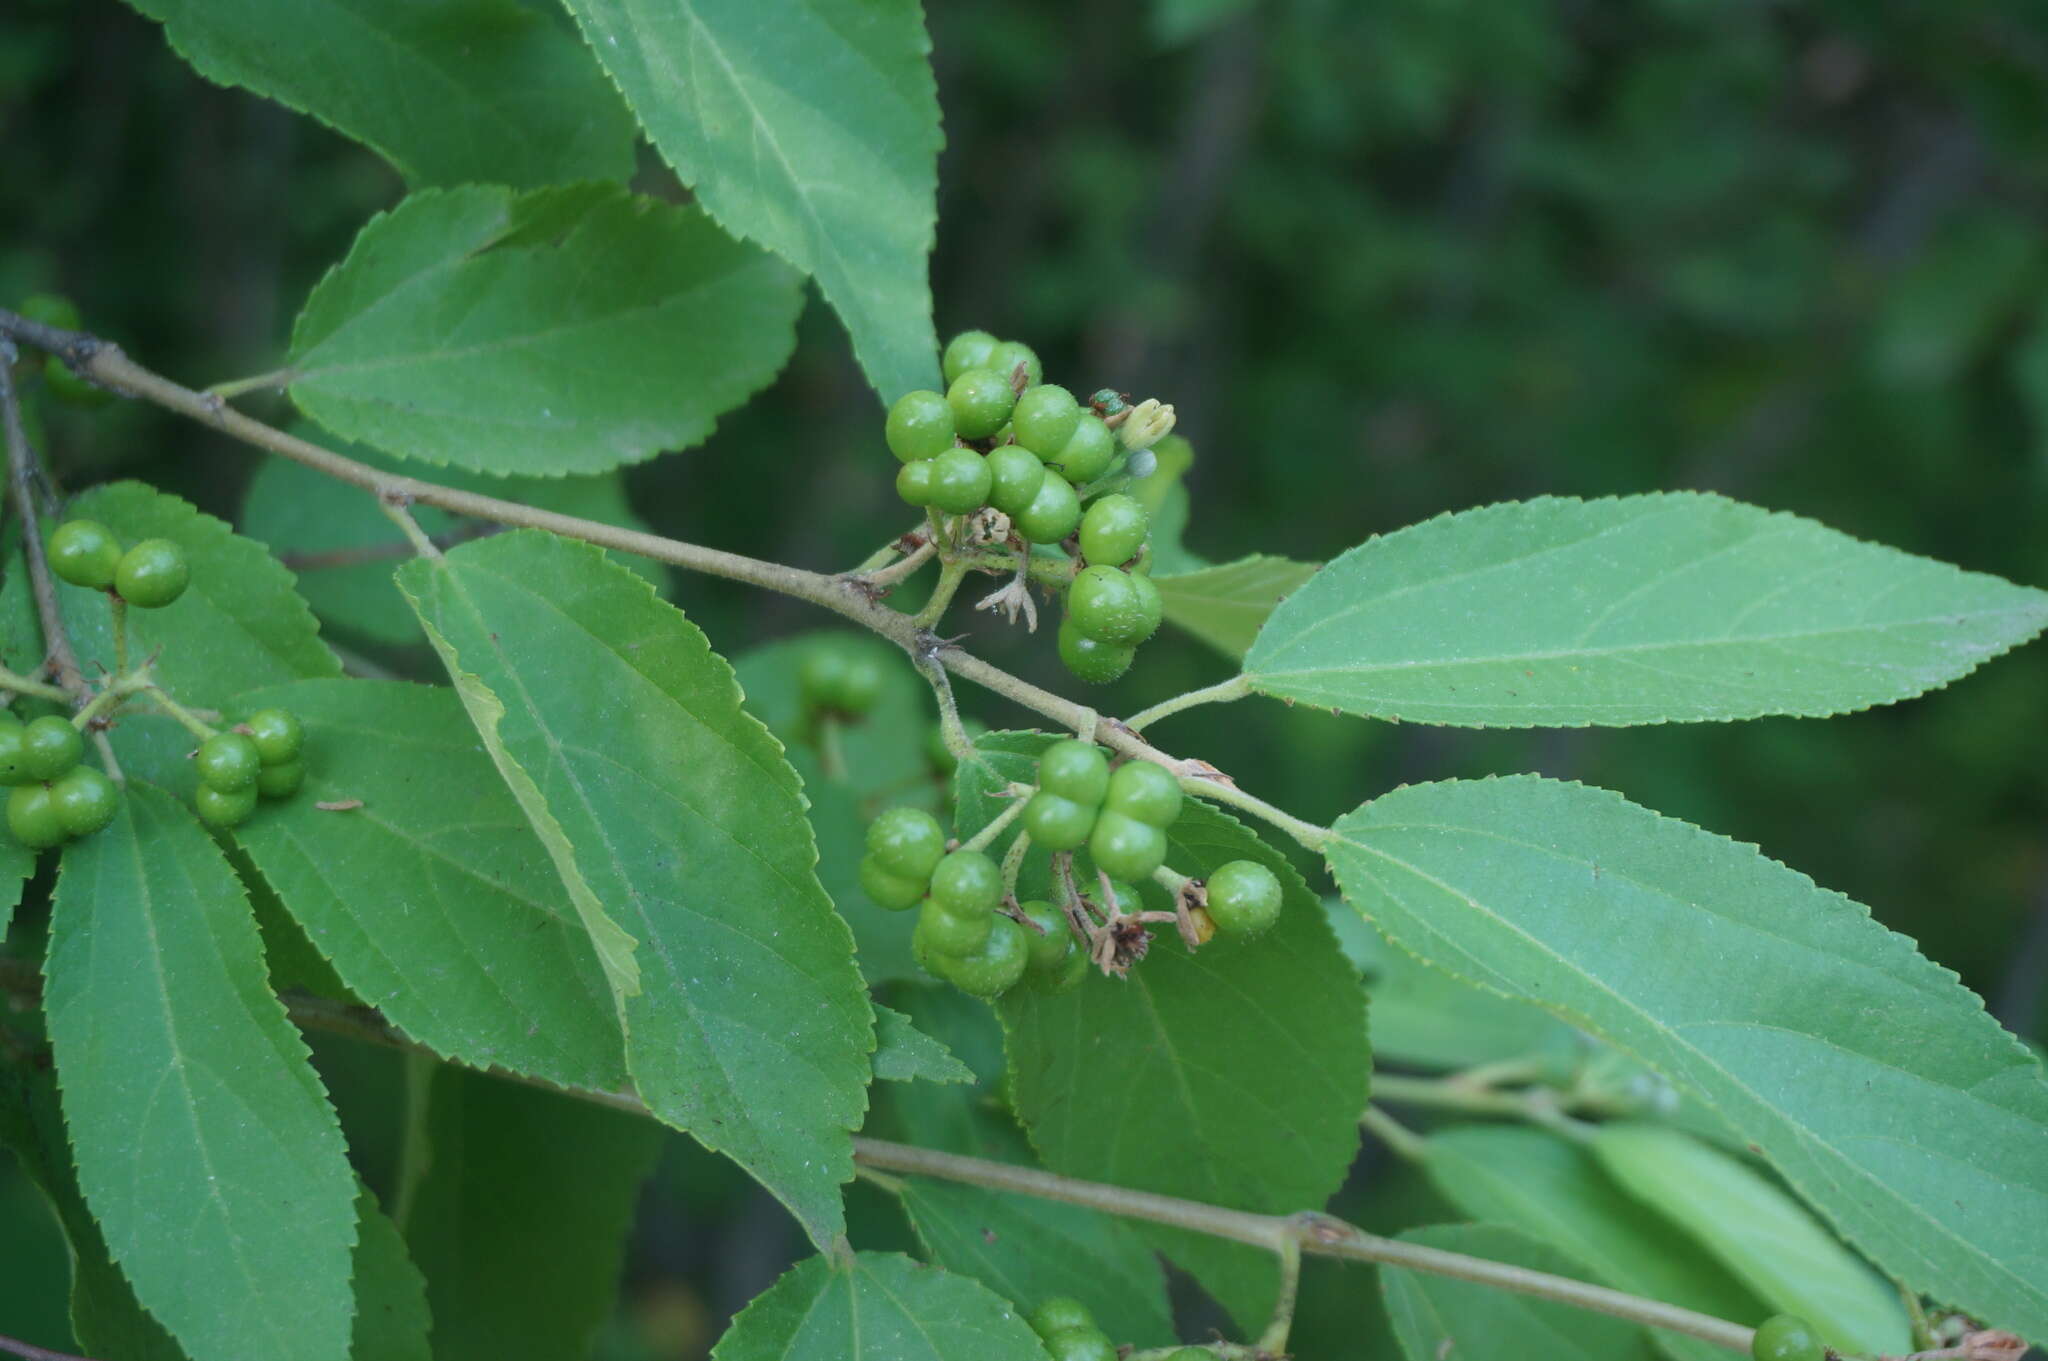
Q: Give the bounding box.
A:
[1125,675,1254,732]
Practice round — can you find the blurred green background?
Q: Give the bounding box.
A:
[4,0,2046,1355]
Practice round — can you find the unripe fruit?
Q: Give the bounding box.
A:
[1078,494,1148,566]
[866,806,947,881]
[1126,571,1164,643]
[1028,947,1090,995]
[47,520,123,590]
[936,913,1029,997]
[1048,415,1117,484]
[800,646,883,718]
[1749,1316,1822,1361]
[255,759,305,800]
[21,715,83,781]
[50,766,119,838]
[1011,385,1082,457]
[926,447,992,515]
[1041,1328,1117,1361]
[8,784,66,849]
[1204,860,1284,938]
[946,368,1017,440]
[196,732,262,793]
[1029,1298,1096,1340]
[1038,739,1110,805]
[941,330,999,384]
[244,708,304,765]
[0,719,30,785]
[1067,566,1156,647]
[860,855,926,911]
[984,444,1047,517]
[885,389,956,463]
[982,340,1041,391]
[195,782,257,829]
[1057,614,1134,685]
[115,539,189,608]
[1105,759,1182,827]
[929,849,1002,916]
[1089,808,1167,880]
[918,897,993,956]
[1021,790,1095,852]
[896,458,937,506]
[1012,471,1082,544]
[1018,900,1072,972]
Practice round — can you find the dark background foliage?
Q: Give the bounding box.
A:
[4,1,2045,1355]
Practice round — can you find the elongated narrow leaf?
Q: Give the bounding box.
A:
[120,0,636,187]
[403,1066,661,1361]
[1383,1225,1656,1361]
[291,185,802,475]
[1423,1126,1766,1361]
[230,679,627,1093]
[44,783,358,1361]
[874,1005,973,1085]
[348,1187,432,1361]
[712,1252,1045,1361]
[1327,775,2048,1339]
[1591,1125,1908,1355]
[1156,555,1319,658]
[1246,494,2048,726]
[400,532,873,1246]
[559,0,942,399]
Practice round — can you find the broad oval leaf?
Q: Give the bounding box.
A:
[290,185,802,475]
[1590,1124,1908,1355]
[1156,554,1319,658]
[44,783,358,1361]
[400,531,873,1247]
[711,1252,1046,1361]
[121,0,637,187]
[558,0,943,400]
[1245,494,2048,726]
[1327,775,2048,1339]
[1383,1224,1656,1361]
[229,679,627,1094]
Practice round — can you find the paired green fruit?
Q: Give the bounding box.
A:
[115,538,189,608]
[244,708,304,765]
[1046,414,1117,484]
[1012,384,1082,456]
[1021,790,1095,851]
[1067,566,1161,648]
[1750,1316,1822,1361]
[47,520,123,590]
[1039,739,1111,804]
[196,782,257,829]
[983,340,1042,390]
[947,368,1016,440]
[926,447,992,515]
[1088,807,1167,881]
[941,330,999,384]
[8,784,66,849]
[799,646,883,719]
[1028,1298,1095,1340]
[934,912,1028,997]
[21,715,83,782]
[196,732,261,793]
[885,389,956,462]
[1204,859,1283,938]
[1057,614,1134,685]
[1106,759,1182,827]
[984,444,1046,517]
[1078,493,1148,566]
[51,766,119,837]
[1012,470,1082,544]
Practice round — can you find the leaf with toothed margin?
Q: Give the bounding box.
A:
[710,1252,1048,1361]
[873,1004,973,1085]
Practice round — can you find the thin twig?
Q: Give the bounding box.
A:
[0,341,84,696]
[1125,676,1254,733]
[0,1332,99,1361]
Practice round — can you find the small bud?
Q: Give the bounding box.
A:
[1118,398,1176,452]
[1123,447,1158,481]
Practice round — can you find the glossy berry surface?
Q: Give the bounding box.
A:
[115,538,190,608]
[255,760,305,800]
[860,855,926,911]
[196,732,262,792]
[1021,790,1095,851]
[917,898,993,957]
[982,340,1041,390]
[0,720,30,786]
[244,708,305,765]
[1011,384,1082,457]
[1049,415,1117,484]
[1126,571,1164,642]
[8,784,66,849]
[51,766,119,838]
[936,914,1028,997]
[1028,1298,1095,1340]
[1106,759,1183,827]
[946,367,1016,440]
[896,458,936,507]
[1089,808,1167,880]
[21,715,83,781]
[196,782,258,829]
[866,806,947,881]
[984,444,1046,517]
[1038,738,1110,805]
[1205,860,1283,937]
[885,389,956,462]
[1750,1316,1822,1361]
[1078,494,1148,565]
[47,520,123,590]
[1041,1328,1117,1361]
[1057,615,1134,684]
[929,849,1002,916]
[941,329,999,384]
[1012,471,1081,544]
[926,447,992,515]
[1018,901,1072,971]
[1067,567,1154,647]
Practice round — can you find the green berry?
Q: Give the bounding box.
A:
[196,732,261,792]
[1749,1316,1822,1361]
[1057,614,1134,685]
[1011,385,1082,457]
[7,784,66,849]
[21,715,83,781]
[115,538,189,608]
[799,646,882,718]
[946,368,1017,440]
[1204,860,1283,938]
[936,913,1029,997]
[47,520,123,590]
[1041,1328,1117,1361]
[1038,739,1110,805]
[255,759,304,800]
[1105,759,1182,827]
[885,389,956,463]
[1012,471,1082,544]
[860,855,927,911]
[983,340,1041,390]
[985,444,1047,517]
[0,718,31,786]
[926,447,992,515]
[1028,946,1090,995]
[1089,808,1167,880]
[244,708,304,765]
[1029,1298,1096,1341]
[896,458,937,507]
[51,766,119,838]
[1048,415,1116,484]
[1021,790,1095,852]
[1067,566,1158,647]
[1126,571,1164,641]
[930,849,1002,916]
[1078,494,1148,566]
[917,897,993,956]
[195,782,257,829]
[1018,900,1072,972]
[867,806,947,881]
[941,330,999,384]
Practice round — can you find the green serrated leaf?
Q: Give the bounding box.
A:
[290,184,802,476]
[400,531,873,1247]
[1244,494,2048,727]
[44,782,358,1361]
[711,1252,1046,1361]
[1423,1126,1766,1361]
[874,1005,973,1085]
[349,1186,431,1361]
[402,1065,661,1361]
[1156,555,1319,658]
[558,0,942,400]
[120,0,636,187]
[1326,774,2048,1339]
[1383,1224,1657,1361]
[229,678,627,1093]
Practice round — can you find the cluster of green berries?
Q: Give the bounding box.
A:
[1026,1297,1204,1361]
[0,712,116,848]
[1750,1316,1822,1361]
[47,519,190,608]
[192,709,305,829]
